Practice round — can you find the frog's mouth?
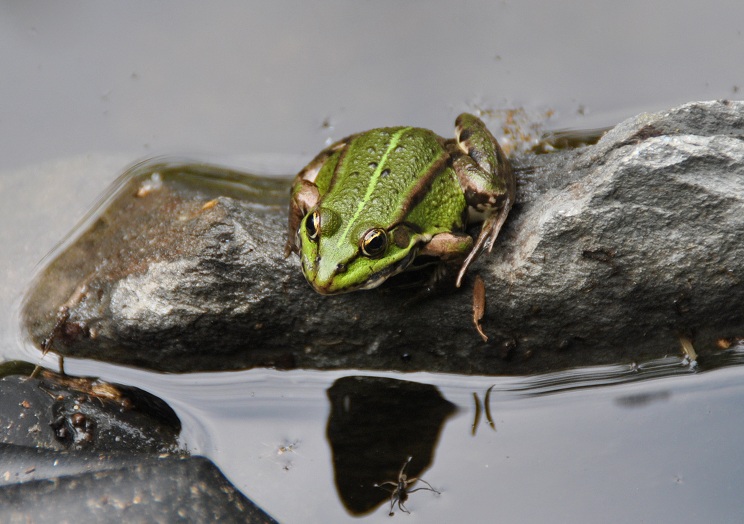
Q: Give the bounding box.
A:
[360,247,422,290]
[313,248,418,295]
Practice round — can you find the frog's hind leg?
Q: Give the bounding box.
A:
[450,115,515,286]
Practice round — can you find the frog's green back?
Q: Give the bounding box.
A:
[318,127,466,248]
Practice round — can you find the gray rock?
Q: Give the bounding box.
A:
[22,101,744,374]
[493,100,744,358]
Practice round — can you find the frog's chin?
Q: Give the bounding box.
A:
[310,273,389,295]
[310,249,419,295]
[311,261,413,295]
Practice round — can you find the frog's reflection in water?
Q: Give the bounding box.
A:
[326,376,456,515]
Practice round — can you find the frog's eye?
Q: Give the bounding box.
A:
[360,228,388,258]
[305,211,320,241]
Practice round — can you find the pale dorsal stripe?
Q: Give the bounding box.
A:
[337,127,412,247]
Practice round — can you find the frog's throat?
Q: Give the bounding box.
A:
[336,127,413,248]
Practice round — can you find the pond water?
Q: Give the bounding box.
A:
[10,345,744,522]
[2,2,744,522]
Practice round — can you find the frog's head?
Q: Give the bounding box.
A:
[296,206,420,294]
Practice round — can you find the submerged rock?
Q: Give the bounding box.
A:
[21,101,744,374]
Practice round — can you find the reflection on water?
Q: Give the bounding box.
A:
[326,376,455,515]
[614,390,671,409]
[495,352,713,399]
[471,385,498,436]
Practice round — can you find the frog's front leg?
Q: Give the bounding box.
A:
[418,231,473,260]
[451,113,516,286]
[414,231,474,289]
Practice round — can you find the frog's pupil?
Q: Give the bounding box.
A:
[361,228,387,257]
[368,234,383,250]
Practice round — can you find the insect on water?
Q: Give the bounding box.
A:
[374,456,440,516]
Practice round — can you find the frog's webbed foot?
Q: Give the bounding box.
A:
[455,197,512,287]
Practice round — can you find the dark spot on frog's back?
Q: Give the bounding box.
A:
[381,169,391,177]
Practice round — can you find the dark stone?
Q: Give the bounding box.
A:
[0,364,276,522]
[0,365,180,453]
[21,101,744,374]
[0,447,277,523]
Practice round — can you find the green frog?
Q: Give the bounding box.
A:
[286,113,514,295]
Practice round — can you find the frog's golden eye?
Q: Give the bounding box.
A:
[305,211,320,241]
[360,228,388,258]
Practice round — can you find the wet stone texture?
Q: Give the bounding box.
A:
[22,101,744,374]
[0,365,181,453]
